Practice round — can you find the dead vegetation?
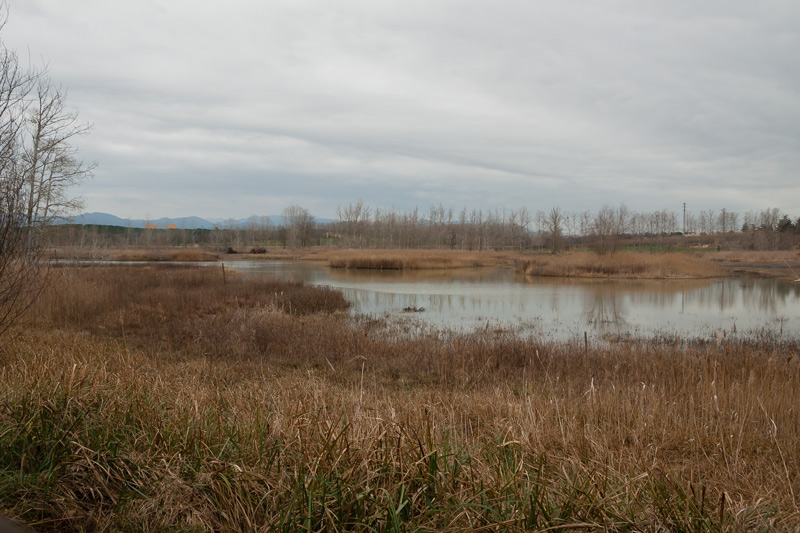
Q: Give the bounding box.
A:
[516,251,724,279]
[0,265,798,530]
[709,250,800,281]
[51,246,221,262]
[324,249,518,269]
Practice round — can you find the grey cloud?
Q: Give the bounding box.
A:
[3,0,798,219]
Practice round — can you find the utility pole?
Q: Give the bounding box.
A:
[683,203,686,234]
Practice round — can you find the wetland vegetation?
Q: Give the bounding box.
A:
[4,201,800,530]
[2,3,798,528]
[1,265,799,530]
[515,251,724,279]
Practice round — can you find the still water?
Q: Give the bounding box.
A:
[224,261,800,340]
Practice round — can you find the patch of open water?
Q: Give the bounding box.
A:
[222,260,800,341]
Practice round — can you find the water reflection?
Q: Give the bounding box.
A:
[223,261,800,340]
[581,288,628,337]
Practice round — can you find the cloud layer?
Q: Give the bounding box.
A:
[4,1,799,219]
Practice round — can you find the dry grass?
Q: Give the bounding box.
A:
[52,246,221,262]
[517,251,724,279]
[711,250,799,264]
[1,266,798,530]
[324,249,519,269]
[710,250,800,281]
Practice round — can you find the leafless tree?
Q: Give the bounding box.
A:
[0,10,93,342]
[684,212,697,234]
[579,211,592,240]
[336,200,365,247]
[546,206,564,253]
[758,207,781,232]
[23,79,93,228]
[282,204,315,248]
[756,207,782,249]
[591,204,629,255]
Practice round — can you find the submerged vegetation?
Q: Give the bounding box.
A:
[1,265,798,530]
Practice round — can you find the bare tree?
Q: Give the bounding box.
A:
[0,10,93,341]
[282,204,315,248]
[591,204,629,255]
[336,200,364,247]
[546,206,564,253]
[757,207,782,249]
[23,79,93,228]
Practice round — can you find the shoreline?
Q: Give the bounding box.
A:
[48,246,800,280]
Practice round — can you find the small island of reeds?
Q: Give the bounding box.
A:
[516,251,724,278]
[322,248,725,279]
[324,249,517,269]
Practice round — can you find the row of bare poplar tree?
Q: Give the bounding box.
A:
[72,202,797,254]
[322,202,799,253]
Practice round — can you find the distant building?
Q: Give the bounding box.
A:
[167,223,176,229]
[145,223,158,229]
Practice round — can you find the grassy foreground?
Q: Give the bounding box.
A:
[1,266,799,530]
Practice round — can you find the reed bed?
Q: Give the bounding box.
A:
[52,246,221,262]
[710,250,800,281]
[118,247,220,262]
[517,251,724,279]
[710,250,799,264]
[326,249,515,269]
[1,266,798,530]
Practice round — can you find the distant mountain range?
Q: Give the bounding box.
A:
[59,212,337,229]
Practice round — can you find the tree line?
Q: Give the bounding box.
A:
[325,202,800,253]
[51,201,800,254]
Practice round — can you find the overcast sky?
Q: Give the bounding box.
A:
[3,1,799,220]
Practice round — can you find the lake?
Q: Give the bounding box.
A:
[222,260,800,341]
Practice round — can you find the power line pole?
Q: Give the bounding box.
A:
[683,202,686,234]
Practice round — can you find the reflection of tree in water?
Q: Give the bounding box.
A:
[678,279,796,315]
[674,280,737,312]
[743,279,784,315]
[581,288,628,336]
[624,279,710,308]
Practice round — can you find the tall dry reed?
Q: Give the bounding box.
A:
[52,246,221,262]
[326,249,514,269]
[0,265,797,530]
[517,251,724,278]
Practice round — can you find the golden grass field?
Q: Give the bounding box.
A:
[0,265,798,530]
